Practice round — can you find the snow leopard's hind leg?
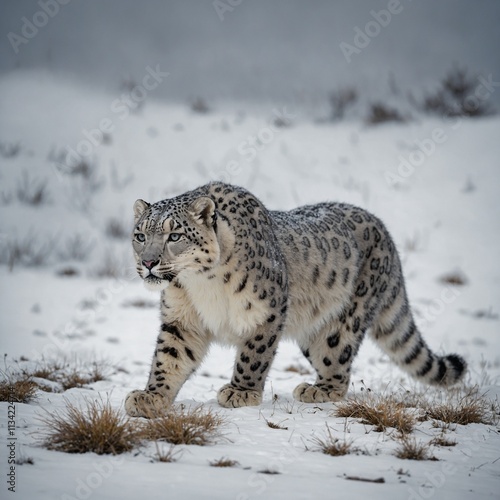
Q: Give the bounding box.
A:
[293,313,367,403]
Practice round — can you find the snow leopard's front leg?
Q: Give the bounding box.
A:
[217,320,282,408]
[125,321,209,418]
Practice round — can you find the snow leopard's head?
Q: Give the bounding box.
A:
[132,195,219,291]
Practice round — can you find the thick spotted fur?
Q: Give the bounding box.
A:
[124,182,466,417]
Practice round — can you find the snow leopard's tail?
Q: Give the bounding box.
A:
[370,285,466,387]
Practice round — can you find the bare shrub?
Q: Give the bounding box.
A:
[57,234,94,262]
[16,452,34,465]
[191,97,210,114]
[0,234,54,270]
[68,177,104,213]
[68,159,98,179]
[366,103,405,125]
[0,191,14,205]
[120,78,145,114]
[40,398,140,454]
[105,218,130,240]
[16,172,50,206]
[47,146,67,166]
[56,267,80,277]
[329,87,358,121]
[0,141,21,158]
[55,158,104,213]
[422,66,495,118]
[272,115,292,128]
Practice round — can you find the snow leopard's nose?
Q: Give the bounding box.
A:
[142,259,159,270]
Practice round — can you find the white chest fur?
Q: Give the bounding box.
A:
[177,269,268,344]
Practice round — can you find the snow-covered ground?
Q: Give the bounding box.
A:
[0,71,499,499]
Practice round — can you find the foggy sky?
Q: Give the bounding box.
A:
[1,0,499,106]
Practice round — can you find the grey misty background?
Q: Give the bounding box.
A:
[1,0,500,110]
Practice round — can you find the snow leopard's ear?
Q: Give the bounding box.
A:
[133,199,150,223]
[188,197,216,228]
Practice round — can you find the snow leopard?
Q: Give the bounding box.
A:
[125,182,466,417]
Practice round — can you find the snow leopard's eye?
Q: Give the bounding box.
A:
[135,233,146,243]
[168,233,182,243]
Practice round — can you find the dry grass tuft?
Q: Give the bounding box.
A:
[439,270,468,286]
[40,398,140,454]
[28,355,112,392]
[312,425,353,457]
[425,389,490,425]
[16,455,34,465]
[153,443,181,463]
[258,469,281,475]
[16,448,35,465]
[0,375,38,403]
[266,420,288,430]
[430,434,457,447]
[210,457,239,468]
[395,435,435,461]
[122,298,157,309]
[334,393,415,434]
[139,405,225,446]
[396,390,428,410]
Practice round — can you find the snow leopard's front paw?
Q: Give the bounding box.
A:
[292,383,345,404]
[217,383,262,408]
[124,390,171,418]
